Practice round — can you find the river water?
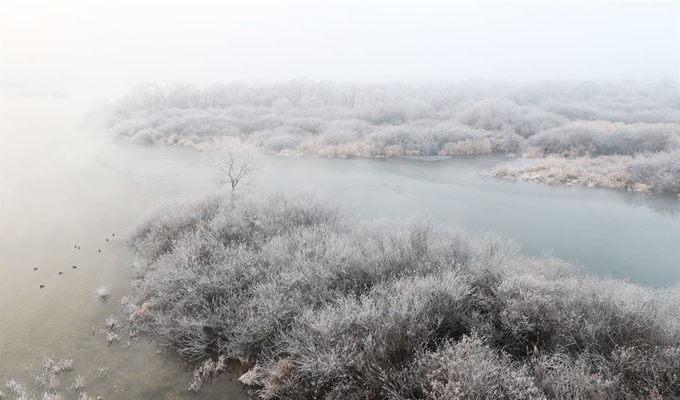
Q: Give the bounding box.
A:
[1,96,678,398]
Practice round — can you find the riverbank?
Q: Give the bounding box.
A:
[123,190,680,399]
[104,81,680,194]
[491,151,680,194]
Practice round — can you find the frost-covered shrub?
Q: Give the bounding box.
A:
[530,353,618,399]
[110,116,152,138]
[527,123,606,156]
[123,191,680,399]
[410,335,544,400]
[178,114,239,138]
[609,345,680,397]
[285,117,327,134]
[627,151,680,193]
[492,156,633,190]
[107,81,679,158]
[239,114,285,134]
[494,151,680,194]
[528,123,680,157]
[250,127,307,153]
[130,128,164,145]
[457,99,567,138]
[367,126,426,154]
[544,100,680,124]
[601,124,680,155]
[321,125,364,145]
[95,286,110,300]
[3,356,103,400]
[127,193,224,267]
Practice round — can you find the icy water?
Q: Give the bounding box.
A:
[258,155,680,287]
[0,97,247,399]
[1,97,679,399]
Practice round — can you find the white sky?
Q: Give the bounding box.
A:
[1,0,679,97]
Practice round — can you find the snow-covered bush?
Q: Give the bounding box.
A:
[122,191,680,398]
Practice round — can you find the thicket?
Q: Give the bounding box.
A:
[106,80,680,158]
[526,123,680,157]
[122,191,680,399]
[628,151,680,193]
[493,151,680,193]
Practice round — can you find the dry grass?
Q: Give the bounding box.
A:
[492,156,634,190]
[493,150,680,194]
[439,138,507,155]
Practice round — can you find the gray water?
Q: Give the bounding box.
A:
[0,97,246,399]
[257,155,680,287]
[1,97,678,399]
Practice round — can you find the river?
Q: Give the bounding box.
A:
[1,96,678,399]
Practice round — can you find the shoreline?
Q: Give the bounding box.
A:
[120,190,680,399]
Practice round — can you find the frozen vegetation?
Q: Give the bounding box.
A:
[121,191,680,399]
[2,355,101,400]
[94,286,110,300]
[105,80,680,193]
[492,151,680,193]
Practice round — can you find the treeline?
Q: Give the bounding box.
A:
[106,80,680,192]
[107,80,678,152]
[123,191,680,399]
[526,123,679,157]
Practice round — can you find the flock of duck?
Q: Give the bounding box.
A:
[36,233,115,289]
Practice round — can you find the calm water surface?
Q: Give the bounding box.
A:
[1,96,678,398]
[1,97,246,399]
[257,155,679,287]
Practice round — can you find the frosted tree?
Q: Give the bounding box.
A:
[342,82,361,108]
[208,140,264,198]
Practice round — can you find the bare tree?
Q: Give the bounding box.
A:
[342,82,360,108]
[316,80,336,106]
[209,141,263,198]
[280,79,307,107]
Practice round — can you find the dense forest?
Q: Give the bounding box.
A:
[106,80,680,193]
[122,191,680,399]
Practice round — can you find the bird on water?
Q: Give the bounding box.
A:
[33,267,38,271]
[40,285,45,289]
[72,265,77,269]
[59,272,63,275]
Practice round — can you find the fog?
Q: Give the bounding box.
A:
[2,0,679,99]
[2,1,680,399]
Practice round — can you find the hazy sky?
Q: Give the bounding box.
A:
[1,0,678,97]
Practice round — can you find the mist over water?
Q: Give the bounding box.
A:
[1,90,679,397]
[1,1,679,398]
[0,96,247,398]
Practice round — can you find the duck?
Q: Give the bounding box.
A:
[106,238,109,242]
[112,233,115,237]
[72,265,77,269]
[58,271,63,275]
[98,249,101,253]
[33,267,38,271]
[40,285,45,289]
